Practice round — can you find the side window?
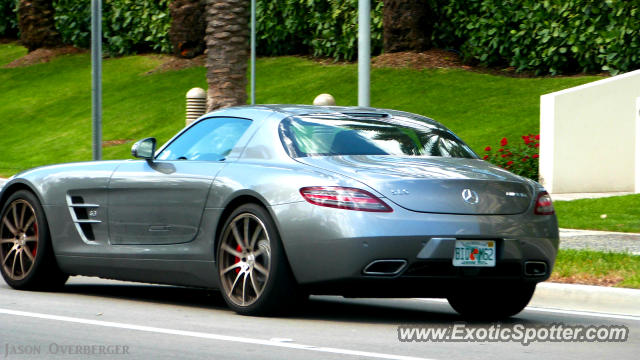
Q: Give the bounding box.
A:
[156,117,252,161]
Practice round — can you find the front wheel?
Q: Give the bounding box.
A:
[217,203,306,316]
[447,282,536,320]
[0,190,68,290]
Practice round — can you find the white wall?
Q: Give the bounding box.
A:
[539,70,640,194]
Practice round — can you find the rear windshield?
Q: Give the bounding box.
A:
[278,115,477,159]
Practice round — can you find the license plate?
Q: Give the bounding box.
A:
[452,240,496,267]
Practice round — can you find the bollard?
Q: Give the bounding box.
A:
[186,87,207,126]
[313,94,336,106]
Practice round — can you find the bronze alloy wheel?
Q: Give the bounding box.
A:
[0,199,39,281]
[218,213,272,307]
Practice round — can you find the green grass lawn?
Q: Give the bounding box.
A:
[0,42,601,177]
[554,194,640,233]
[551,249,640,289]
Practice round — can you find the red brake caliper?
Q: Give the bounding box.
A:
[31,223,38,256]
[234,245,242,274]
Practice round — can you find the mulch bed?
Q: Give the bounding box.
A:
[1,42,606,79]
[0,38,17,44]
[372,48,464,70]
[144,54,206,75]
[549,274,625,287]
[102,139,134,148]
[4,45,86,68]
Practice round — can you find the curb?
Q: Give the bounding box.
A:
[531,282,640,316]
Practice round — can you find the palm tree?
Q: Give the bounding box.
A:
[204,0,250,111]
[383,0,434,53]
[17,0,61,52]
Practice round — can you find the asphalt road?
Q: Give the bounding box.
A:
[0,277,638,360]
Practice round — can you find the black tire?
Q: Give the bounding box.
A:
[216,203,306,316]
[0,190,68,290]
[447,282,536,320]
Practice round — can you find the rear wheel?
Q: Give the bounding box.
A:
[217,203,305,316]
[447,282,536,320]
[0,190,68,290]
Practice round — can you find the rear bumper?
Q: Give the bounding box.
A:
[271,201,559,292]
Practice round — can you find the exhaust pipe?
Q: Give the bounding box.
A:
[524,261,548,277]
[363,260,407,275]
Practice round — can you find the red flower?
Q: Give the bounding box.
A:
[501,138,508,146]
[535,143,540,148]
[506,161,514,166]
[535,134,540,140]
[483,155,489,160]
[532,154,539,159]
[524,138,531,145]
[484,146,491,151]
[498,148,504,152]
[501,154,508,158]
[522,156,528,162]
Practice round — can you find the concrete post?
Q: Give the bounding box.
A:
[186,88,207,126]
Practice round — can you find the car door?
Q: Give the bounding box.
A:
[108,117,253,245]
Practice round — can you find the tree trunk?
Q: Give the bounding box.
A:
[383,0,434,53]
[18,0,61,52]
[204,0,250,111]
[169,0,206,59]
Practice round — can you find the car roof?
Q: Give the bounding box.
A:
[202,105,446,128]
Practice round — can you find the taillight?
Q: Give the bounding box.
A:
[300,187,393,212]
[534,191,555,215]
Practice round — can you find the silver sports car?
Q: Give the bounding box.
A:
[0,105,558,319]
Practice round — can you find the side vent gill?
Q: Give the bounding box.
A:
[71,196,84,204]
[79,223,95,241]
[67,196,100,242]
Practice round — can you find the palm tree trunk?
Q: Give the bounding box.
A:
[204,0,250,111]
[169,0,206,59]
[383,0,434,53]
[18,0,61,52]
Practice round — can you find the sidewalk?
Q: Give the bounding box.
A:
[560,228,640,254]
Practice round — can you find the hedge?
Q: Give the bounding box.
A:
[0,1,171,55]
[54,0,172,55]
[0,0,383,60]
[256,0,383,60]
[435,0,640,75]
[0,0,18,37]
[3,0,640,75]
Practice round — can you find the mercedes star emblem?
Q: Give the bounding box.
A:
[462,189,479,204]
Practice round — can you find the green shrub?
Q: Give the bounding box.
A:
[0,0,18,37]
[435,0,640,75]
[53,0,172,55]
[256,0,384,60]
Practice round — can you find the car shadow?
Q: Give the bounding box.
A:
[54,278,539,326]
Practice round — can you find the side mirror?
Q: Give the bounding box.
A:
[131,138,157,159]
